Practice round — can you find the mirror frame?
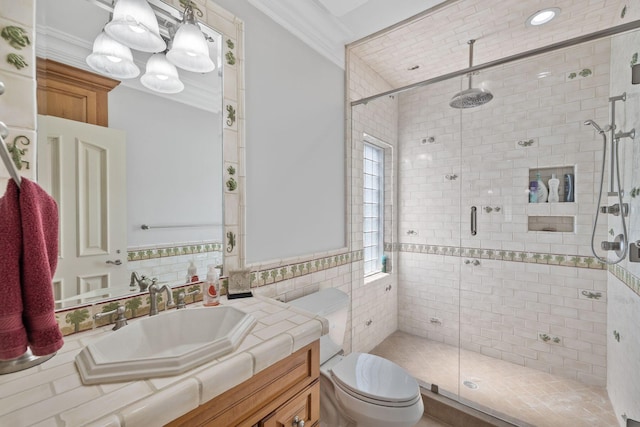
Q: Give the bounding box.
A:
[0,0,245,319]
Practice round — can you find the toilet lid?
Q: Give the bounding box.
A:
[330,353,419,404]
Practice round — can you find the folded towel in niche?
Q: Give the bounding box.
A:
[19,178,64,356]
[0,180,28,360]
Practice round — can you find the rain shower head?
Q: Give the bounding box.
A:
[450,40,494,109]
[449,87,494,109]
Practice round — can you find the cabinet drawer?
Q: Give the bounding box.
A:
[259,381,319,427]
[168,340,319,427]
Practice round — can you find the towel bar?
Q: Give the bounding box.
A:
[0,121,22,189]
[141,222,220,230]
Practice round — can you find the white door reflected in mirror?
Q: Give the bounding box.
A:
[38,115,128,304]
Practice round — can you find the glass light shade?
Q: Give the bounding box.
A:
[166,22,215,73]
[140,53,184,93]
[86,32,140,79]
[105,0,166,53]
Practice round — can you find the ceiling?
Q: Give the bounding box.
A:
[250,0,636,92]
[247,0,448,67]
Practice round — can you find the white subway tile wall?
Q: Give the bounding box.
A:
[349,51,401,353]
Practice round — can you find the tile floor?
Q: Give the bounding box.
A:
[371,331,619,427]
[417,415,452,426]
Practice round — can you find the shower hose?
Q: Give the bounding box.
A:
[590,130,628,265]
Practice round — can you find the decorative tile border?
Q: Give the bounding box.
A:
[250,250,363,287]
[393,242,606,270]
[55,282,204,337]
[609,264,640,297]
[59,245,640,337]
[127,242,223,261]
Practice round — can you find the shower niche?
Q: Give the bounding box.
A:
[528,216,575,233]
[527,166,575,204]
[527,166,576,233]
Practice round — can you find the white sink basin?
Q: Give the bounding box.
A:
[75,306,256,384]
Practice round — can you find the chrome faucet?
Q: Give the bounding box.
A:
[130,272,156,292]
[148,283,175,316]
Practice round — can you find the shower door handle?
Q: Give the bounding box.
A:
[471,206,477,236]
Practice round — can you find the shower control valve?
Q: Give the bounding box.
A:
[600,203,629,217]
[601,233,626,258]
[601,241,622,251]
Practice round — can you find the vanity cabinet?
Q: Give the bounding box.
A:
[167,340,320,427]
[259,382,319,427]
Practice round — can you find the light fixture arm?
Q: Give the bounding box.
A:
[467,39,475,89]
[182,1,197,25]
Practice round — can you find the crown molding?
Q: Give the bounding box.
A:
[248,0,351,69]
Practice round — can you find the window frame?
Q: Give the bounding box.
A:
[363,140,385,277]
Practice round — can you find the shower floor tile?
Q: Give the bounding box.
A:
[371,331,618,427]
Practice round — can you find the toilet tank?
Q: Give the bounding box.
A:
[289,288,349,364]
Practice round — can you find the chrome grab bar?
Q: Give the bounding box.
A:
[471,206,477,236]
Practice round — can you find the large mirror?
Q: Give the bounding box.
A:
[35,0,224,309]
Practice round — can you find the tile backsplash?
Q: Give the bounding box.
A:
[127,241,223,286]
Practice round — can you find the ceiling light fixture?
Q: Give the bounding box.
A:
[526,8,561,26]
[141,52,185,93]
[86,31,140,79]
[86,0,215,94]
[105,0,166,52]
[166,2,215,73]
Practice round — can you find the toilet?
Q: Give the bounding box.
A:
[289,288,424,427]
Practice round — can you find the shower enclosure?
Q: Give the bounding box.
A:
[350,26,640,427]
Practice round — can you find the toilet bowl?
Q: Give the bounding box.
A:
[289,288,423,427]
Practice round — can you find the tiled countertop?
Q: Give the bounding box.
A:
[0,296,327,427]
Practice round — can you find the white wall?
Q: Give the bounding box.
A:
[109,86,223,248]
[214,0,346,264]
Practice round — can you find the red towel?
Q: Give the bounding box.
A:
[0,180,28,359]
[19,178,63,356]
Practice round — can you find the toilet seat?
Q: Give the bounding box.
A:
[330,353,420,407]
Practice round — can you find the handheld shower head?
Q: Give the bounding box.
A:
[584,120,605,134]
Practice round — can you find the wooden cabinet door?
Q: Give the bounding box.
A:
[260,382,319,427]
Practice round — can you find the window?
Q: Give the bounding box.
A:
[363,142,384,276]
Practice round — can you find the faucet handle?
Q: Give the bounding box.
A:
[94,305,128,331]
[176,288,201,309]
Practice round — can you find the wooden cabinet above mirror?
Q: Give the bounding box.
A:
[36,58,120,127]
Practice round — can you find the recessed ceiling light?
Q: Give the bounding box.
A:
[526,8,561,26]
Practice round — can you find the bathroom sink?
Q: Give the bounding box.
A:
[75,306,256,384]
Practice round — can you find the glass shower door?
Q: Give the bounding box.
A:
[392,74,466,401]
[457,38,613,425]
